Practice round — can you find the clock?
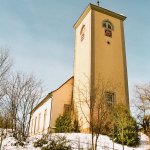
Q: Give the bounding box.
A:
[105,29,112,37]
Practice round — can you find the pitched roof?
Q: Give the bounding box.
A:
[30,76,74,114]
[74,3,126,29]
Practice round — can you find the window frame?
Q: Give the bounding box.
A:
[43,109,47,131]
[102,20,114,38]
[64,104,71,114]
[105,91,115,107]
[102,20,114,31]
[34,117,37,134]
[38,113,41,132]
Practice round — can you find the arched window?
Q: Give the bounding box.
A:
[80,25,85,41]
[102,20,113,30]
[102,20,113,37]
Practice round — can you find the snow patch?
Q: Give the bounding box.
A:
[0,130,150,150]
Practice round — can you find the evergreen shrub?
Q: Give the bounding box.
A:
[114,117,140,147]
[41,136,72,150]
[113,107,140,147]
[55,114,72,133]
[34,138,48,147]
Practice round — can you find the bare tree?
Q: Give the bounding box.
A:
[0,119,5,150]
[74,76,117,150]
[0,49,12,150]
[0,109,11,150]
[0,49,43,141]
[133,84,150,137]
[4,73,25,132]
[3,73,43,140]
[0,49,11,82]
[0,49,11,103]
[18,74,43,139]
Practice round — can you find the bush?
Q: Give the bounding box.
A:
[13,141,25,147]
[41,136,72,150]
[34,138,48,147]
[55,114,72,133]
[113,105,140,147]
[114,117,140,147]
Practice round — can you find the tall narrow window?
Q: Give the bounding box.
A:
[80,25,85,41]
[105,92,115,107]
[34,117,37,134]
[64,104,71,114]
[43,109,47,131]
[102,20,113,37]
[38,113,41,132]
[31,119,34,134]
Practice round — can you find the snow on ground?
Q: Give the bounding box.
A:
[0,130,150,150]
[53,133,150,150]
[138,133,150,150]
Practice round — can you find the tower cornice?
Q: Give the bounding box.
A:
[73,3,126,29]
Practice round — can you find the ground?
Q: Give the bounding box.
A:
[0,130,150,150]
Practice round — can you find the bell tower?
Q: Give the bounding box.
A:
[73,3,129,132]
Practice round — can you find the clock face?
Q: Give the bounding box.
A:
[105,29,112,37]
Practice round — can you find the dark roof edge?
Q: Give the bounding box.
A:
[73,3,126,29]
[50,76,74,94]
[30,93,52,115]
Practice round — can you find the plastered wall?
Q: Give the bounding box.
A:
[29,98,52,136]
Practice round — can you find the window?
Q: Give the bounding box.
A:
[102,21,113,30]
[108,24,112,30]
[43,109,47,131]
[64,104,71,114]
[34,117,37,134]
[103,22,107,28]
[105,92,115,107]
[31,119,34,134]
[102,20,113,37]
[38,113,41,131]
[80,25,85,41]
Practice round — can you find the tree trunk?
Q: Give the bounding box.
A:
[122,127,124,150]
[91,132,94,150]
[0,129,4,150]
[95,134,99,150]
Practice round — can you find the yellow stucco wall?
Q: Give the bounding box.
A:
[74,10,92,86]
[73,4,129,132]
[29,77,74,136]
[73,10,92,132]
[50,77,74,129]
[92,10,129,106]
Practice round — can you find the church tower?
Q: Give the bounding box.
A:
[73,3,129,132]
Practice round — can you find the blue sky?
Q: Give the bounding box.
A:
[0,0,150,100]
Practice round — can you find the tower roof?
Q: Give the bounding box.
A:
[74,3,126,29]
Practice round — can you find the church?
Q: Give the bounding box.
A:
[29,3,129,136]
